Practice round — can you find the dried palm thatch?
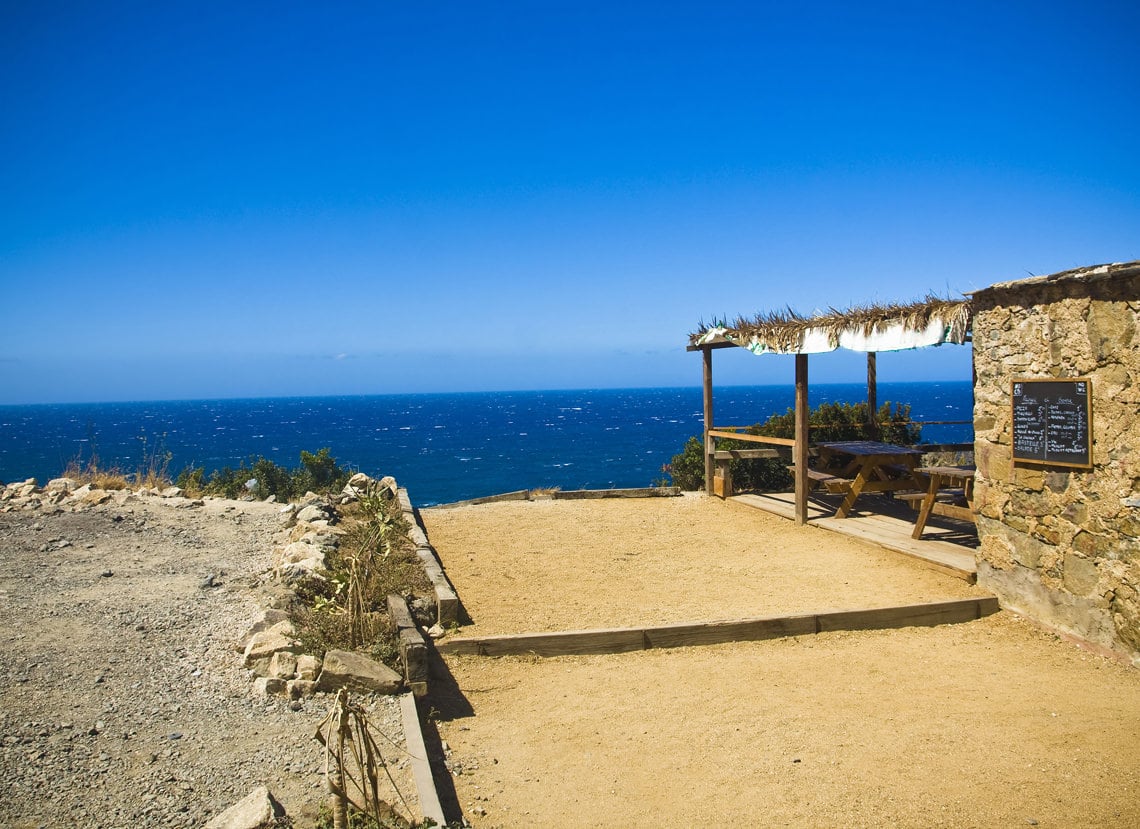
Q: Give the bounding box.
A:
[691,295,971,353]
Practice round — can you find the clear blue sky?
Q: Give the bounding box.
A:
[2,1,1137,404]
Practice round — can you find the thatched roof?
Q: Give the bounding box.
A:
[690,296,972,355]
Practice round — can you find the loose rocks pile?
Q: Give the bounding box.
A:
[0,476,416,829]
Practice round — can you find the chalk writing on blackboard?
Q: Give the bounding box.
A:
[1011,379,1092,468]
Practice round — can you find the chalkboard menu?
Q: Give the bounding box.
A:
[1011,378,1093,468]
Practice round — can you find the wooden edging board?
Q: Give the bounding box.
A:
[398,488,459,626]
[436,597,1000,657]
[399,693,447,828]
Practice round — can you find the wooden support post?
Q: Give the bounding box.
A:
[794,354,809,525]
[702,346,715,495]
[866,351,878,439]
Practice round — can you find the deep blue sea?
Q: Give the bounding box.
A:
[0,383,973,506]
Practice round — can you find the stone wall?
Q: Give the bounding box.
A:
[971,261,1140,665]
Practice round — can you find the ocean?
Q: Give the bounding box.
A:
[0,383,973,506]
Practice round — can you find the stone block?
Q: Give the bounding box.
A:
[296,654,322,681]
[288,679,317,699]
[203,785,284,829]
[1063,552,1101,596]
[296,504,330,524]
[253,677,288,696]
[280,541,315,564]
[242,626,300,673]
[267,651,297,679]
[315,649,402,694]
[234,610,291,653]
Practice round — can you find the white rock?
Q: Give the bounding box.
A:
[203,785,285,829]
[296,504,328,523]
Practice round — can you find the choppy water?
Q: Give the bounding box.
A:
[0,383,972,505]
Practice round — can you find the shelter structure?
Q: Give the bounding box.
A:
[689,260,1140,665]
[687,296,972,524]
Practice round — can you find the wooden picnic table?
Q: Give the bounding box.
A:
[905,465,976,540]
[815,441,925,518]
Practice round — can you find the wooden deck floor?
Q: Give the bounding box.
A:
[729,490,979,581]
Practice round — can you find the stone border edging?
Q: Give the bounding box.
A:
[436,597,1001,657]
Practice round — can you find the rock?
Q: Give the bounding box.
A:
[234,609,291,653]
[296,504,330,524]
[46,478,77,494]
[296,654,322,681]
[278,556,327,587]
[277,505,297,529]
[83,489,113,506]
[427,623,445,639]
[267,651,297,680]
[160,486,184,498]
[253,677,288,697]
[203,785,285,829]
[287,679,317,699]
[316,649,402,694]
[280,541,316,565]
[242,623,301,673]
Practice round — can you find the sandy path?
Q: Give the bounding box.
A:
[421,494,1140,828]
[421,493,982,635]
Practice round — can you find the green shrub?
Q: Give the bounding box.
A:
[187,448,353,502]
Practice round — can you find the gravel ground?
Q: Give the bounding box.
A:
[0,492,413,829]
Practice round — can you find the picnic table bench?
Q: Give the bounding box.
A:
[897,465,976,540]
[814,441,925,518]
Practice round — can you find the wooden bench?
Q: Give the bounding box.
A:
[712,448,780,497]
[788,466,853,495]
[900,466,976,539]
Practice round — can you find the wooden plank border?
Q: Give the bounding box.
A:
[436,597,1000,657]
[399,693,447,828]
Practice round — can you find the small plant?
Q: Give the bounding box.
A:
[315,689,413,829]
[294,488,429,670]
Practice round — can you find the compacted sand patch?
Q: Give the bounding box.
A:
[435,614,1140,828]
[422,493,1140,828]
[421,493,983,635]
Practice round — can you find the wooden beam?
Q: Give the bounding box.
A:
[399,694,447,827]
[435,597,1000,657]
[866,352,878,439]
[702,346,714,495]
[706,431,796,447]
[794,354,809,525]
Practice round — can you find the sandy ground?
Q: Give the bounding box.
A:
[422,493,983,635]
[421,494,1140,828]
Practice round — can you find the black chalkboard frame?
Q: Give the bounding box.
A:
[1010,377,1094,469]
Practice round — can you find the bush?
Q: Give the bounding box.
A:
[665,401,920,493]
[181,448,354,502]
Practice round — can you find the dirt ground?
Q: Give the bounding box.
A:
[0,492,413,829]
[421,494,1140,828]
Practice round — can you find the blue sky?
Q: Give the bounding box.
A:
[2,1,1138,404]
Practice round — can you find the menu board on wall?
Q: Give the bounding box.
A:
[1011,378,1093,468]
